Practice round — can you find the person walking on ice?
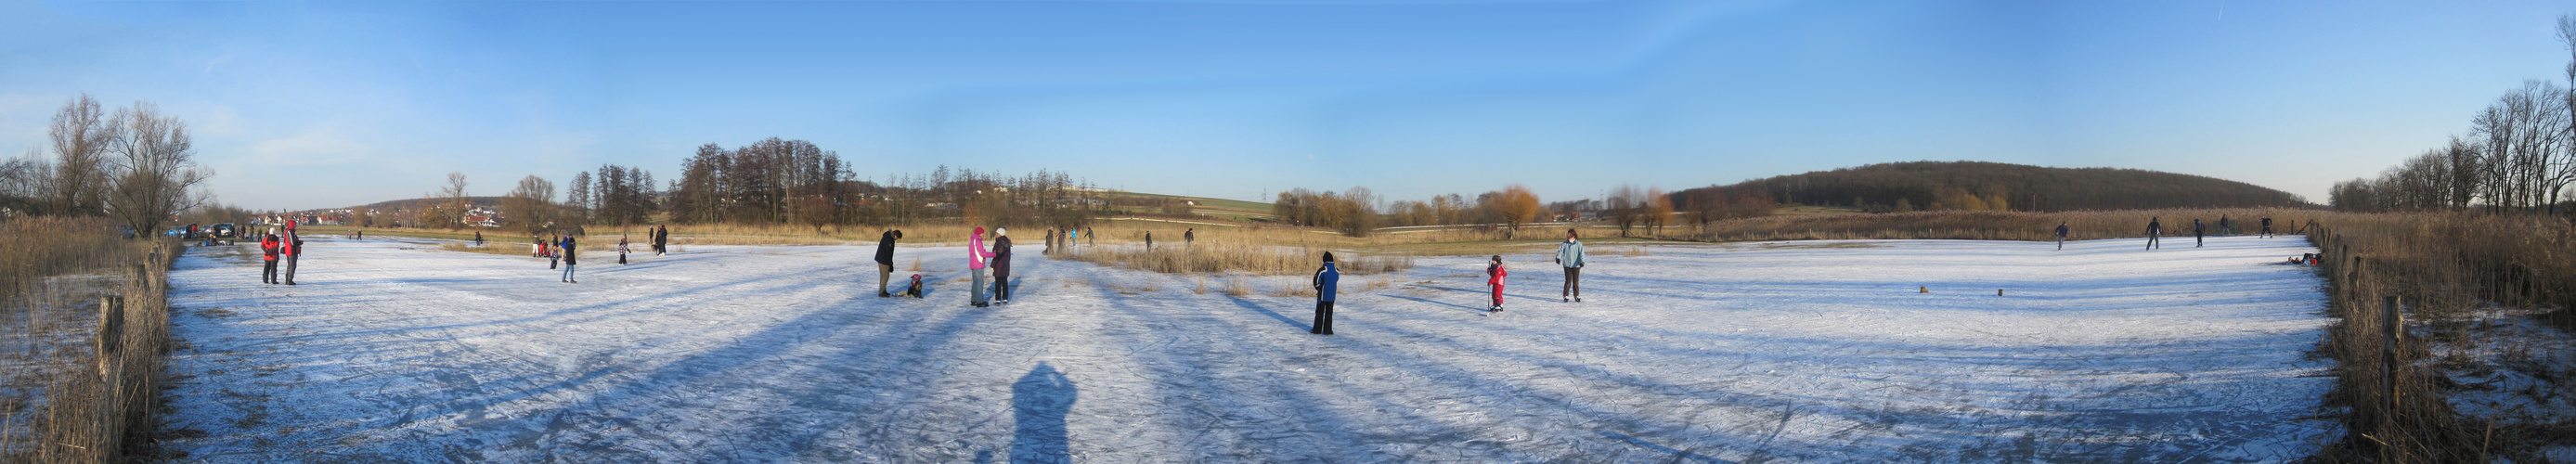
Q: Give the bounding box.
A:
[2054,221,2070,251]
[991,227,1015,303]
[1312,251,1339,335]
[875,229,902,298]
[1184,228,1195,249]
[2260,216,2273,238]
[968,226,997,308]
[1486,255,1508,312]
[560,235,579,283]
[2145,217,2163,251]
[2194,219,2206,248]
[1555,228,1585,303]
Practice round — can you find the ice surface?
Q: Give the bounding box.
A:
[155,235,2335,461]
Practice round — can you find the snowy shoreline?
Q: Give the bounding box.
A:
[154,235,2332,461]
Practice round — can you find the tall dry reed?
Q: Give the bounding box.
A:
[0,217,176,462]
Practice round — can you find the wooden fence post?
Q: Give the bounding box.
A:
[2384,295,2403,411]
[96,296,123,379]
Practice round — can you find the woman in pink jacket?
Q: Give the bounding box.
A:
[968,226,997,307]
[1486,255,1508,313]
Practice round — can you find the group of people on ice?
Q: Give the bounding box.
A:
[257,222,304,285]
[2052,215,2278,251]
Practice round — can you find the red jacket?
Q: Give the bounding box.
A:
[1488,264,1508,286]
[261,236,280,261]
[279,232,302,256]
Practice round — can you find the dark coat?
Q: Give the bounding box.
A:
[992,236,1013,275]
[875,231,899,265]
[563,238,578,265]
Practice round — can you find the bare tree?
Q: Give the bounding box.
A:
[1644,187,1673,236]
[1494,184,1542,236]
[502,174,558,235]
[48,94,114,216]
[1604,185,1641,237]
[103,101,209,237]
[439,172,471,229]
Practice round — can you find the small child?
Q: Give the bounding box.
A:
[1486,255,1508,312]
[617,235,631,264]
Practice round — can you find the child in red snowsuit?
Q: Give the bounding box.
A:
[1486,255,1508,312]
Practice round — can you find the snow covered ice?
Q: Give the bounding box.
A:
[155,235,2335,461]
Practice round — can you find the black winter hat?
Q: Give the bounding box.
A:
[1323,251,1336,263]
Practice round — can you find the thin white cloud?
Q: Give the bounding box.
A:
[250,129,377,166]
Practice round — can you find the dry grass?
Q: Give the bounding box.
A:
[2302,213,2576,462]
[0,217,178,462]
[1050,233,1414,277]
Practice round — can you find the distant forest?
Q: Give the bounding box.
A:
[1675,161,2312,213]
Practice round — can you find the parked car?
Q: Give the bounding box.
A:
[211,223,240,245]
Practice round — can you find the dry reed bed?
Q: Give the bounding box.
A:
[2305,213,2576,462]
[0,217,176,462]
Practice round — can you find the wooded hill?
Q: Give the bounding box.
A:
[1676,161,2312,213]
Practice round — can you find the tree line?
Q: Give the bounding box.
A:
[409,137,1113,233]
[2332,15,2576,213]
[1679,161,2310,213]
[1,94,225,236]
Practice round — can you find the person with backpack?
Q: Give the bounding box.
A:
[1555,228,1585,303]
[2145,217,2163,251]
[1486,255,1508,313]
[992,228,1015,303]
[1312,252,1339,335]
[560,235,579,283]
[2054,221,2070,251]
[280,223,304,285]
[875,229,902,298]
[968,226,997,308]
[260,231,282,284]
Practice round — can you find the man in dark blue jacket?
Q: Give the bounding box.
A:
[1312,252,1340,335]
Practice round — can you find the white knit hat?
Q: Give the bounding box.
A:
[997,227,1008,237]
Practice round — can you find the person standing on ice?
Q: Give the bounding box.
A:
[2054,222,2070,251]
[2145,217,2163,251]
[549,234,562,269]
[968,226,998,307]
[654,225,669,255]
[1145,231,1154,251]
[992,228,1015,303]
[1486,255,1508,312]
[2194,219,2206,248]
[1043,227,1055,254]
[1184,228,1195,249]
[1312,251,1339,335]
[280,223,304,285]
[875,229,902,298]
[2260,216,2273,238]
[1555,228,1585,303]
[473,231,484,247]
[616,235,630,264]
[260,231,281,284]
[560,235,579,284]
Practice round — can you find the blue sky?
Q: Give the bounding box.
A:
[3,0,2570,211]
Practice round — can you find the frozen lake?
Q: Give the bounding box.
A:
[155,234,2334,461]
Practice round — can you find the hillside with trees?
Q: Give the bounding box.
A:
[1676,161,2312,213]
